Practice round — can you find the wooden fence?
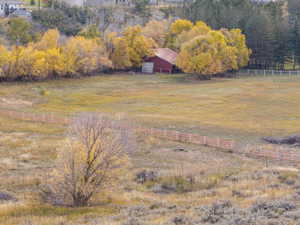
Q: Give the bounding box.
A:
[0,109,300,163]
[0,109,234,150]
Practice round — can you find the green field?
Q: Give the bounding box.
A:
[1,73,300,144]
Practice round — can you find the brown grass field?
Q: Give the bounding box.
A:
[0,73,300,224]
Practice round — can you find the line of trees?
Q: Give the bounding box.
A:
[0,24,157,80]
[0,29,111,80]
[0,18,250,80]
[180,0,300,70]
[24,0,300,71]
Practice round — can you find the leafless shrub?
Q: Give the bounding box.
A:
[41,113,136,207]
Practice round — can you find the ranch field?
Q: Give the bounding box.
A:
[0,115,300,225]
[0,73,300,144]
[1,73,300,224]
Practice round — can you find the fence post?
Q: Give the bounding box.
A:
[217,138,220,148]
[203,136,207,145]
[21,112,25,121]
[164,129,168,138]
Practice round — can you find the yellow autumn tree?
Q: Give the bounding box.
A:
[111,37,132,70]
[221,28,251,68]
[0,45,10,77]
[30,50,49,79]
[142,20,170,47]
[29,29,68,78]
[104,32,117,57]
[174,21,211,50]
[10,46,37,79]
[42,48,67,77]
[63,36,111,75]
[166,19,193,49]
[175,19,250,79]
[170,19,193,36]
[176,29,247,79]
[122,25,156,68]
[4,46,24,79]
[34,29,60,50]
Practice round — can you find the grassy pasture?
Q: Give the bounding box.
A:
[1,73,300,144]
[1,74,300,224]
[0,116,298,224]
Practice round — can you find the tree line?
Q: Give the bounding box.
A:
[180,0,300,70]
[0,18,250,80]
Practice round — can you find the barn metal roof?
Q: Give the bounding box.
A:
[154,48,178,65]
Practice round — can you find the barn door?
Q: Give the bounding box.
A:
[142,62,154,74]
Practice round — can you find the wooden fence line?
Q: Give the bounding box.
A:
[1,109,299,163]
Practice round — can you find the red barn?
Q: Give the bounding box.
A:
[142,48,178,74]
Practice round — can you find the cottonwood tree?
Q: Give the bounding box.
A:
[174,21,211,50]
[110,25,156,69]
[41,113,135,207]
[142,20,170,47]
[166,19,193,49]
[111,37,132,70]
[176,20,250,78]
[63,36,111,75]
[0,45,9,77]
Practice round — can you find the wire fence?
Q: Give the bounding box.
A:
[238,69,300,77]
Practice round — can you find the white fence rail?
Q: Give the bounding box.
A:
[238,69,300,77]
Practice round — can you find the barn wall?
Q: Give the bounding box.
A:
[146,57,173,73]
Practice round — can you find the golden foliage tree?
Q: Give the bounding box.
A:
[122,25,156,68]
[34,29,60,50]
[111,37,132,70]
[63,36,111,75]
[166,19,193,49]
[142,20,170,47]
[176,21,251,78]
[221,28,251,68]
[174,21,211,50]
[170,19,193,36]
[0,45,10,77]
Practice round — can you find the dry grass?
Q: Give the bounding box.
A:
[0,127,299,224]
[0,74,300,224]
[0,202,117,225]
[0,74,299,145]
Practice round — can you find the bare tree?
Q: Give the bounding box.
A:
[41,113,135,207]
